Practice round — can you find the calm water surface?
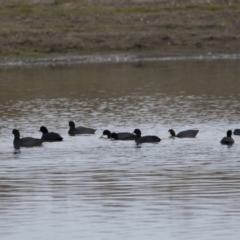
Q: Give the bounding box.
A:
[1,59,240,240]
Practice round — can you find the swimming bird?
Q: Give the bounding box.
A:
[220,130,234,145]
[111,132,136,141]
[12,129,43,148]
[101,130,135,140]
[233,129,240,135]
[68,121,96,135]
[133,129,161,144]
[169,129,199,138]
[101,130,112,139]
[39,126,63,142]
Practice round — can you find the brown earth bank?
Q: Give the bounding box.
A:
[0,0,240,58]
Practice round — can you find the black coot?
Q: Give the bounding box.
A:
[68,121,96,135]
[102,130,112,139]
[133,129,161,144]
[233,129,240,135]
[220,130,234,145]
[39,126,63,142]
[111,132,136,141]
[102,130,136,140]
[12,129,43,148]
[169,129,199,138]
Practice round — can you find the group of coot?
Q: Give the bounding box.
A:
[11,121,238,148]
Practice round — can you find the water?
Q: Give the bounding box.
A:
[1,59,240,240]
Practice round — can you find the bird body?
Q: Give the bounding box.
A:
[12,129,42,148]
[102,130,135,140]
[233,129,240,135]
[68,121,96,135]
[40,126,63,142]
[220,130,234,145]
[133,129,161,144]
[111,132,136,141]
[169,129,199,138]
[116,132,136,140]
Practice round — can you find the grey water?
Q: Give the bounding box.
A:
[1,59,240,240]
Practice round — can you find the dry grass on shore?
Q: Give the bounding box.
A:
[0,0,240,56]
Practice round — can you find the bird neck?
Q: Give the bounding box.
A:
[14,134,20,140]
[135,133,141,138]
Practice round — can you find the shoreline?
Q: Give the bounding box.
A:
[1,52,240,67]
[0,1,240,60]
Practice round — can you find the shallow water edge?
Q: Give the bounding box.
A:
[1,52,240,67]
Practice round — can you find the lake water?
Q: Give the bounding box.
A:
[1,58,240,240]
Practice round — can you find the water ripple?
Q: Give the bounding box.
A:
[1,60,240,240]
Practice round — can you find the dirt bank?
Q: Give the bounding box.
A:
[0,0,240,57]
